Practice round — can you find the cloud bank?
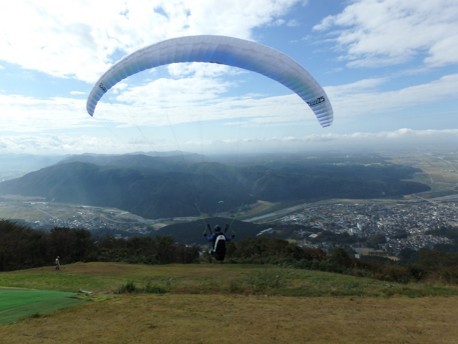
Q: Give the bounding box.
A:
[0,0,456,155]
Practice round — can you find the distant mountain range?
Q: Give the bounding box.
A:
[0,153,430,219]
[0,154,65,181]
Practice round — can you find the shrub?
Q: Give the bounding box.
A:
[144,281,168,294]
[117,281,137,294]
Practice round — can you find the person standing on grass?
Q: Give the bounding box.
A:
[55,256,60,270]
[204,224,234,261]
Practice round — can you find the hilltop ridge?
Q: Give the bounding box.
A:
[0,152,429,219]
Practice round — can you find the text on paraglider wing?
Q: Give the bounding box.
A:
[98,83,107,92]
[307,96,326,107]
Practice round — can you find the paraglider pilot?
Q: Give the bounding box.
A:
[204,224,234,261]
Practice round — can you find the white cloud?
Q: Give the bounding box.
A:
[95,84,314,129]
[1,0,456,156]
[327,73,458,119]
[314,0,458,68]
[339,128,458,140]
[1,128,456,155]
[0,0,300,83]
[425,34,458,67]
[0,93,88,132]
[2,71,457,136]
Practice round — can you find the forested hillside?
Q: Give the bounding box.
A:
[1,220,457,285]
[0,153,429,218]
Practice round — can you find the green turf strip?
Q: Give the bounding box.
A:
[0,289,85,324]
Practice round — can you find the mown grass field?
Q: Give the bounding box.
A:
[1,262,458,343]
[0,288,85,325]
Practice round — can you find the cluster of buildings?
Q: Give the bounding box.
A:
[277,198,457,256]
[7,201,157,237]
[3,195,457,257]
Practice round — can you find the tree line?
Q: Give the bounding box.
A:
[1,220,457,284]
[0,220,199,270]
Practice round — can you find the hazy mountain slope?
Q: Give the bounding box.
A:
[0,161,253,218]
[155,217,266,244]
[58,152,205,170]
[0,154,430,219]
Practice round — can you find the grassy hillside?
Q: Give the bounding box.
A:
[1,263,458,343]
[2,262,458,297]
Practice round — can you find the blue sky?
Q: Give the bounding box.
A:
[0,0,457,155]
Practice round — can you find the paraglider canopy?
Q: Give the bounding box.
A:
[87,35,333,127]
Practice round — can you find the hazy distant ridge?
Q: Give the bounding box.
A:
[0,153,430,219]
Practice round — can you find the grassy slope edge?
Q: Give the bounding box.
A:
[1,262,457,343]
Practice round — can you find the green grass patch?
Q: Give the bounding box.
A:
[2,262,457,298]
[0,289,86,324]
[1,262,458,343]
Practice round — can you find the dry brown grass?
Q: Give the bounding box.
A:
[1,294,457,343]
[2,262,458,343]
